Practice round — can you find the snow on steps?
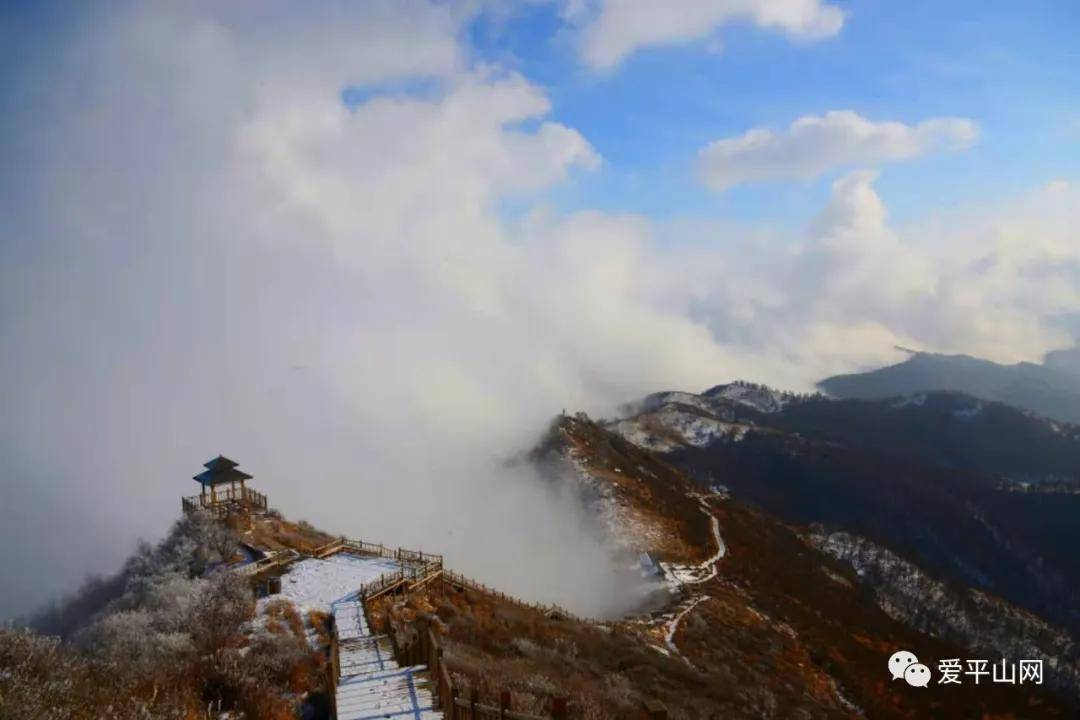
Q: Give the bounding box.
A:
[333,598,441,720]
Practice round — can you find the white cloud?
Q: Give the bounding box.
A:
[0,0,713,620]
[699,110,979,191]
[679,172,1080,384]
[579,0,845,70]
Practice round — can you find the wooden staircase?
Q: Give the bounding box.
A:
[332,598,441,720]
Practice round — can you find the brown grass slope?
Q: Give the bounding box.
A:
[540,415,1076,719]
[533,413,712,562]
[377,578,858,720]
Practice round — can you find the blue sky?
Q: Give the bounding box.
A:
[467,0,1079,230]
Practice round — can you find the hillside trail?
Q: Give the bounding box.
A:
[655,493,727,660]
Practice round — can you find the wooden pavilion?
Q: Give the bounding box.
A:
[181,455,268,516]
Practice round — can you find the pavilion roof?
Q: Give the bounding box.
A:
[193,455,253,485]
[203,455,239,471]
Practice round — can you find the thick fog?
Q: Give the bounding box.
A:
[3,1,1079,619]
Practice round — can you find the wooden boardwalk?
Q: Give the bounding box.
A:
[333,598,441,720]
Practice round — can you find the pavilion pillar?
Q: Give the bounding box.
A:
[192,456,255,513]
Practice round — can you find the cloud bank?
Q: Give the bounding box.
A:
[577,0,845,70]
[699,110,979,191]
[0,0,728,620]
[679,171,1080,380]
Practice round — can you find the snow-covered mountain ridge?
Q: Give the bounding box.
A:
[608,381,809,453]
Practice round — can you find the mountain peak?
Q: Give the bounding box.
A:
[702,381,792,413]
[819,349,1080,424]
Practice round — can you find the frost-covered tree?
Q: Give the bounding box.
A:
[29,511,240,640]
[0,626,194,720]
[5,512,272,718]
[189,571,255,657]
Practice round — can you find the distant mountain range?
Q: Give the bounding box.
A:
[819,347,1080,423]
[597,381,1080,652]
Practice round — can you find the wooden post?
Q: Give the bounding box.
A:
[439,647,452,715]
[332,628,340,682]
[450,688,459,720]
[550,697,568,720]
[327,661,337,719]
[384,606,400,659]
[430,644,440,710]
[499,691,510,720]
[420,620,430,666]
[470,689,479,720]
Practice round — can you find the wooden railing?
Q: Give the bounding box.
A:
[245,486,268,510]
[357,558,444,603]
[310,538,345,558]
[451,691,564,720]
[351,562,586,720]
[343,538,443,566]
[237,548,300,577]
[238,535,595,624]
[327,616,340,719]
[181,486,268,515]
[319,541,659,720]
[376,605,564,720]
[358,569,410,602]
[235,535,443,593]
[342,538,394,557]
[439,569,590,624]
[296,536,444,565]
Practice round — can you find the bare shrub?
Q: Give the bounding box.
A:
[189,572,255,657]
[264,598,306,640]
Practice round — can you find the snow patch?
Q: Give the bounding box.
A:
[258,554,402,615]
[704,382,790,413]
[662,595,709,658]
[611,406,750,452]
[566,452,672,553]
[952,401,984,419]
[640,391,721,415]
